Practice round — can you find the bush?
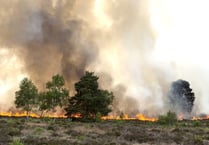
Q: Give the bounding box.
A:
[119,112,124,119]
[33,127,45,135]
[9,138,24,145]
[193,120,201,127]
[158,111,178,125]
[8,127,21,136]
[194,135,203,144]
[95,112,102,122]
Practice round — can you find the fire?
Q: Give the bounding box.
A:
[192,116,209,120]
[2,111,209,122]
[178,114,183,121]
[0,111,158,121]
[102,113,157,122]
[0,112,40,118]
[136,114,157,122]
[0,112,67,118]
[70,113,81,118]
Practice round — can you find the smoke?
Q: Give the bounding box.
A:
[92,0,173,116]
[168,79,195,117]
[0,0,209,116]
[0,0,98,88]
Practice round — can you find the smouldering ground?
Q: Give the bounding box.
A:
[0,117,209,145]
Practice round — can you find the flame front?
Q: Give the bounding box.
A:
[102,113,157,122]
[0,112,67,118]
[192,116,209,120]
[2,111,209,122]
[0,111,157,121]
[0,112,40,118]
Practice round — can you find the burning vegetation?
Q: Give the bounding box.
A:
[0,0,208,123]
[2,71,158,122]
[0,73,206,122]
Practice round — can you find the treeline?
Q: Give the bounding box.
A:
[14,71,114,120]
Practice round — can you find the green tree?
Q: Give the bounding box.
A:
[39,74,69,115]
[15,78,38,116]
[65,71,114,120]
[38,92,48,117]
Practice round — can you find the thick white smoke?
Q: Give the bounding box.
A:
[90,0,174,115]
[149,0,209,115]
[0,0,209,116]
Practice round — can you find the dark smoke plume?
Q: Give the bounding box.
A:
[0,0,97,89]
[0,0,185,115]
[168,79,195,116]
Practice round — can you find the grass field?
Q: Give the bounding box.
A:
[1,117,209,145]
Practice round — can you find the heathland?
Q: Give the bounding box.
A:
[1,117,209,145]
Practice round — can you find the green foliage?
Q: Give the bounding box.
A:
[65,71,114,120]
[193,120,201,127]
[33,127,45,135]
[158,111,178,125]
[43,117,52,123]
[77,135,86,141]
[39,74,69,114]
[9,138,24,145]
[95,112,102,122]
[119,112,124,119]
[194,135,203,144]
[15,78,38,115]
[8,127,21,136]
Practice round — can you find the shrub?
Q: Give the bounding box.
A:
[158,111,178,125]
[95,112,102,122]
[33,127,45,135]
[8,127,21,136]
[193,120,201,127]
[194,135,203,144]
[9,138,24,145]
[119,112,124,119]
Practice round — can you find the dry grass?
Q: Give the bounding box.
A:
[0,117,209,145]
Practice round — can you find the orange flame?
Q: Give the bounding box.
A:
[192,116,209,120]
[5,111,209,122]
[136,114,157,122]
[0,112,68,118]
[102,113,157,121]
[0,112,40,118]
[0,111,157,121]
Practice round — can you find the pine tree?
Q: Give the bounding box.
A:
[65,71,114,120]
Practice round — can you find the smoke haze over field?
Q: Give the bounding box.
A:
[0,0,209,116]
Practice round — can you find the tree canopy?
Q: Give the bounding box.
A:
[65,71,114,120]
[39,74,69,114]
[15,78,38,115]
[14,72,114,120]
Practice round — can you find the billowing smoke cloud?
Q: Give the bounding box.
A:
[0,0,209,116]
[0,0,175,115]
[168,79,195,117]
[0,0,98,88]
[92,0,173,116]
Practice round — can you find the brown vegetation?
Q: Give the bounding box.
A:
[1,117,209,145]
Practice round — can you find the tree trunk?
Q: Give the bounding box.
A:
[26,111,29,121]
